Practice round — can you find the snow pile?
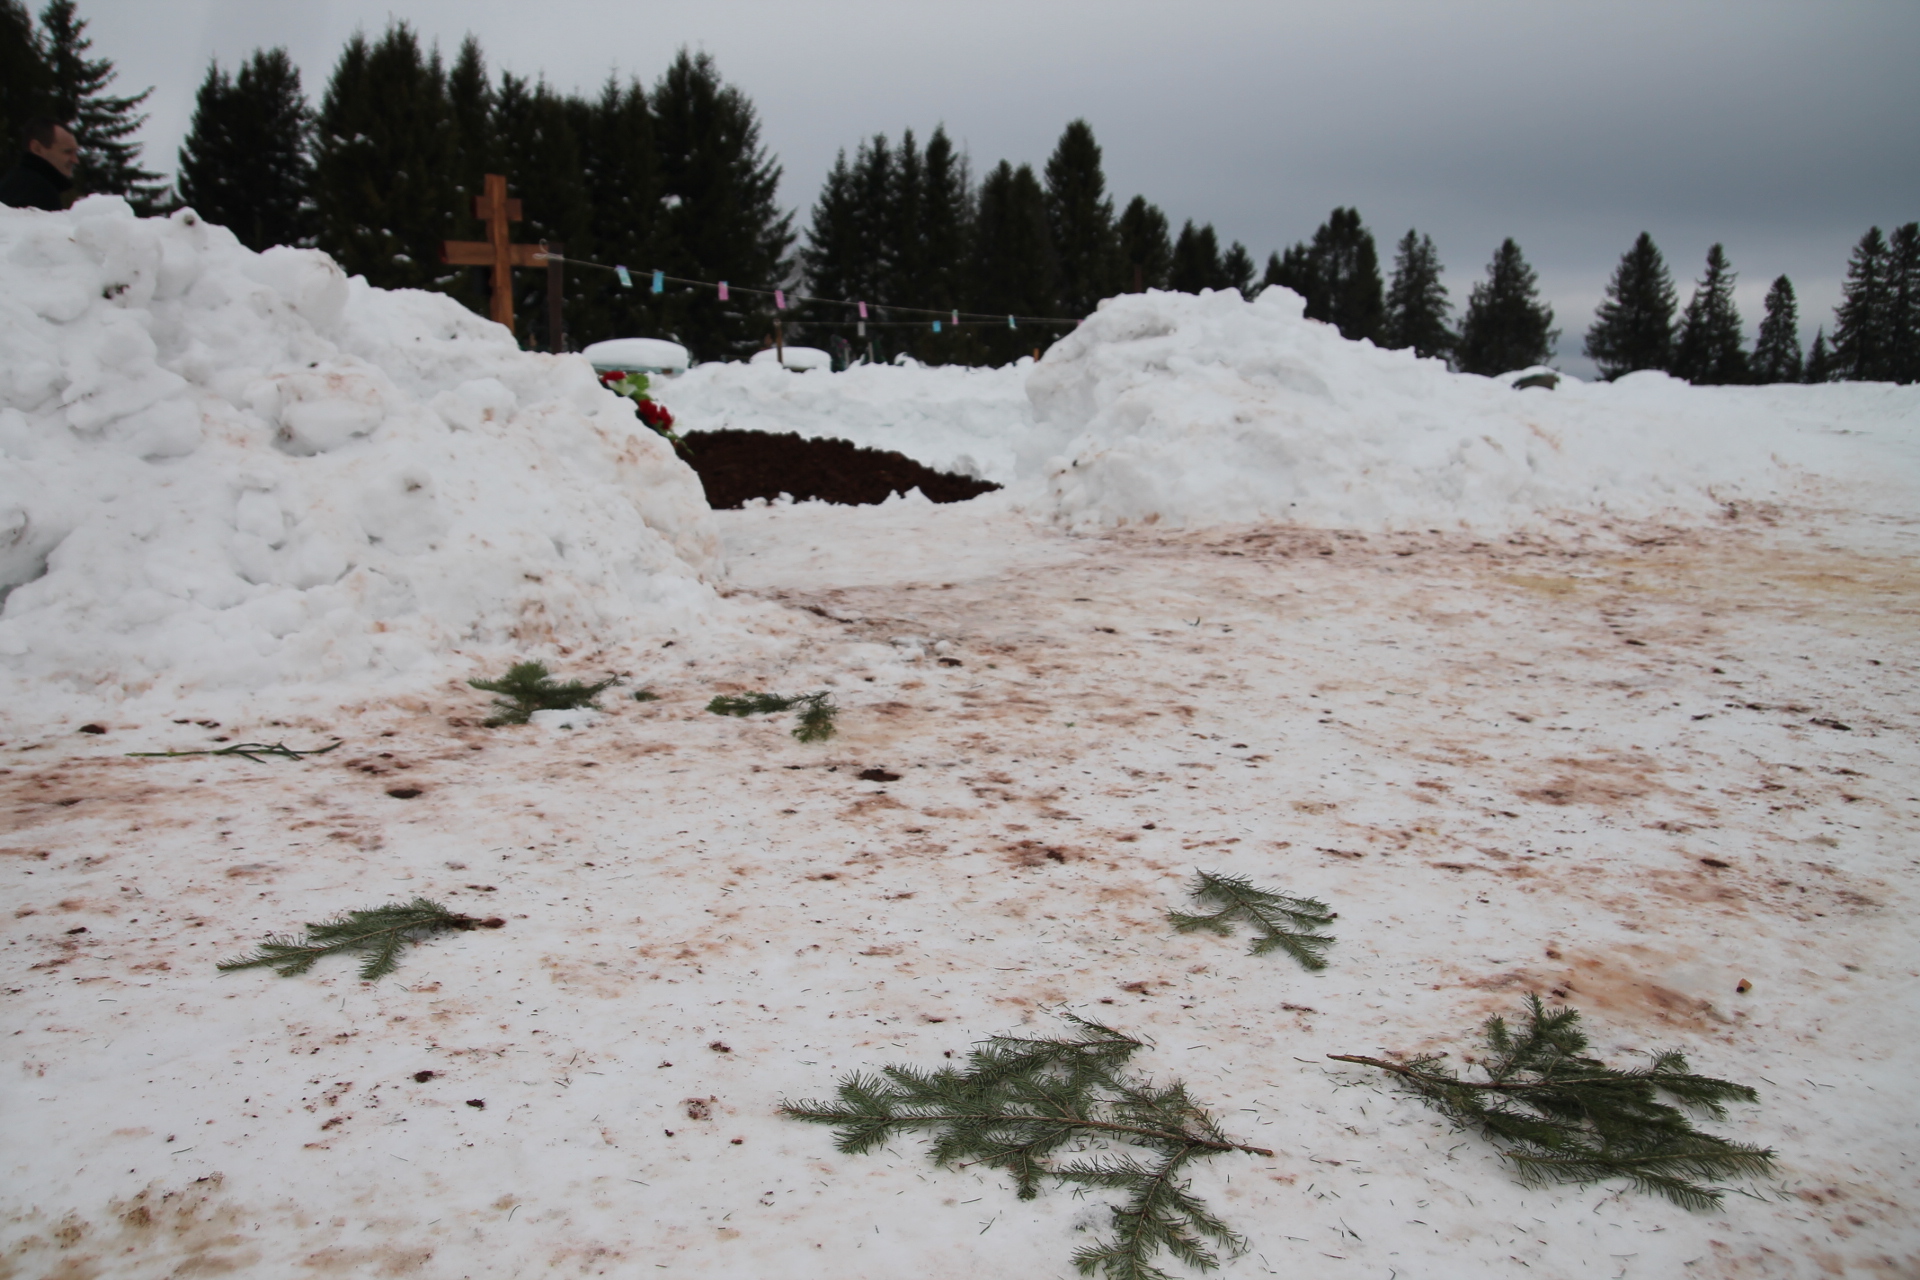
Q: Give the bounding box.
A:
[666,356,1032,482]
[1028,288,1920,530]
[0,198,723,710]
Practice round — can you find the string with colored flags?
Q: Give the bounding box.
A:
[536,247,1083,332]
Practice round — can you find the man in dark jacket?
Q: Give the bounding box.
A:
[0,116,79,211]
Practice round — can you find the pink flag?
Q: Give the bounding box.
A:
[857,301,868,318]
[775,289,786,310]
[718,281,729,301]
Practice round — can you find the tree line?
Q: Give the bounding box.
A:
[5,2,1915,381]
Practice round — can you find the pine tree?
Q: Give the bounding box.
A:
[1888,222,1920,385]
[1455,238,1557,376]
[1117,195,1171,292]
[1832,226,1892,381]
[571,75,659,348]
[1749,275,1803,384]
[801,147,878,307]
[1043,119,1121,317]
[442,36,498,319]
[176,49,313,251]
[1584,232,1676,379]
[1221,241,1254,298]
[490,73,590,351]
[886,128,926,307]
[312,24,457,293]
[650,49,794,361]
[1261,243,1316,307]
[917,127,969,317]
[968,160,1057,365]
[1,0,52,155]
[1307,207,1385,342]
[1671,244,1747,385]
[1169,220,1226,293]
[1382,229,1453,359]
[37,0,162,208]
[1804,327,1834,383]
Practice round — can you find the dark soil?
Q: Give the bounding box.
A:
[678,428,1001,509]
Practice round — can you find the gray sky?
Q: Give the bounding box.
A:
[81,0,1920,375]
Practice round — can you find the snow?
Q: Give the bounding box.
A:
[0,199,725,725]
[582,337,691,375]
[4,212,1920,1278]
[748,345,834,372]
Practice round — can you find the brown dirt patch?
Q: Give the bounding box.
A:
[680,429,1000,508]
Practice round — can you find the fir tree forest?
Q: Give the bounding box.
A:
[4,1,1916,380]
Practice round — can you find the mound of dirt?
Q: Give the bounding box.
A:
[679,428,1001,509]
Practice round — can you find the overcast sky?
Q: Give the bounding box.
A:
[79,0,1920,375]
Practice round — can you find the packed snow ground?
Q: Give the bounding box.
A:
[4,204,1920,1278]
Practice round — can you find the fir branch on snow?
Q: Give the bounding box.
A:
[706,690,838,742]
[219,898,503,981]
[127,740,342,763]
[782,1014,1269,1280]
[1168,871,1334,970]
[469,661,617,726]
[1330,994,1775,1210]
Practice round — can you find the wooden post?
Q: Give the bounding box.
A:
[546,241,565,351]
[440,174,545,337]
[774,317,785,365]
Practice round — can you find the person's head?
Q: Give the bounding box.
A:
[22,117,79,177]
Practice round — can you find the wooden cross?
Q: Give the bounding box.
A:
[440,173,550,334]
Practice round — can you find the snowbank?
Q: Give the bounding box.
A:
[665,356,1032,483]
[1028,288,1920,531]
[0,198,723,712]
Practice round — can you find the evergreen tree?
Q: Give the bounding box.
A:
[1671,244,1747,384]
[439,36,499,320]
[885,128,926,307]
[1804,327,1834,383]
[37,0,161,207]
[176,48,313,251]
[1264,208,1384,341]
[571,75,659,348]
[1455,238,1558,376]
[1832,226,1892,381]
[1221,241,1255,298]
[1169,220,1227,292]
[1382,229,1453,360]
[650,49,793,360]
[1,0,52,154]
[967,160,1057,365]
[1888,222,1920,385]
[490,73,589,351]
[1584,232,1676,379]
[895,126,970,364]
[1749,275,1803,384]
[1042,119,1120,316]
[312,24,456,293]
[1116,195,1171,292]
[801,147,879,306]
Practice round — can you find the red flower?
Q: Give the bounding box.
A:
[637,400,674,429]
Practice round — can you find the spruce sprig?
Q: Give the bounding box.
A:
[218,898,503,981]
[782,1015,1269,1280]
[469,661,617,726]
[1331,994,1776,1209]
[706,690,838,742]
[1168,870,1335,970]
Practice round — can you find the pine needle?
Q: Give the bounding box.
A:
[127,740,342,763]
[1168,870,1334,970]
[782,1015,1267,1280]
[706,690,838,742]
[469,661,617,726]
[1330,994,1776,1209]
[218,898,503,981]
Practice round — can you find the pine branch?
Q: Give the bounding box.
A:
[782,1014,1265,1279]
[706,690,838,742]
[1331,995,1775,1208]
[469,661,617,726]
[127,740,342,763]
[1168,871,1334,970]
[219,899,503,981]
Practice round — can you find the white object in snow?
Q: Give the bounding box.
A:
[749,346,833,372]
[582,337,691,376]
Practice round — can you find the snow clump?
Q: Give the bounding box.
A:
[0,198,721,711]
